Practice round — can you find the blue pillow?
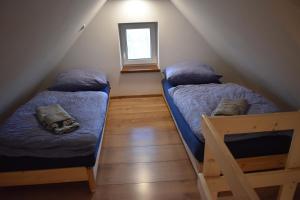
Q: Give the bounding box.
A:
[49,69,108,92]
[164,61,222,86]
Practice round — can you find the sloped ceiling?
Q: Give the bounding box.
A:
[171,0,300,108]
[0,0,107,119]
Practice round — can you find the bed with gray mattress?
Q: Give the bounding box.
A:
[0,89,109,171]
[162,79,292,162]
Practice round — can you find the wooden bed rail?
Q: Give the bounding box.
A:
[198,111,300,200]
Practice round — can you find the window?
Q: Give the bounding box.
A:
[118,22,158,71]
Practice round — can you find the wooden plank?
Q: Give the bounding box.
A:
[107,112,171,121]
[110,94,162,99]
[109,99,165,107]
[278,182,297,200]
[208,112,300,135]
[236,154,286,172]
[199,154,286,176]
[198,173,213,200]
[100,145,188,164]
[109,106,168,114]
[87,168,96,192]
[206,168,300,192]
[203,144,221,177]
[102,132,181,148]
[120,64,160,73]
[278,125,300,199]
[98,160,196,185]
[0,167,88,187]
[285,127,300,169]
[0,180,201,200]
[109,97,165,105]
[94,180,200,200]
[202,120,221,177]
[105,120,176,132]
[105,127,178,135]
[202,116,259,200]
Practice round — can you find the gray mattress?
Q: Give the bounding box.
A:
[0,91,108,158]
[168,83,284,142]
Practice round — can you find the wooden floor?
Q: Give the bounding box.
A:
[1,96,299,199]
[0,96,200,200]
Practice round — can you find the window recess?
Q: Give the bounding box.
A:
[118,22,159,73]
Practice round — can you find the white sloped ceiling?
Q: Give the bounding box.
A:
[0,0,107,120]
[171,0,300,109]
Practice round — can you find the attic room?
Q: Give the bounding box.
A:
[0,0,300,199]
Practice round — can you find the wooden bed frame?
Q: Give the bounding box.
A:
[197,111,300,199]
[162,93,287,174]
[0,96,110,192]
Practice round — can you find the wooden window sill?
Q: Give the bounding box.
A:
[120,64,160,73]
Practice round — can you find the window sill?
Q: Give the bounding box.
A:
[120,64,160,73]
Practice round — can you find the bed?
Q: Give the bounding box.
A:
[161,61,292,173]
[162,79,292,172]
[0,69,110,192]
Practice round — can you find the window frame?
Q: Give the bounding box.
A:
[118,22,158,66]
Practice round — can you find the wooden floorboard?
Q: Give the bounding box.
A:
[94,180,200,200]
[105,120,176,132]
[100,144,188,164]
[98,160,196,185]
[108,113,171,121]
[102,131,181,147]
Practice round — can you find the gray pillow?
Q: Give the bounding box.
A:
[49,69,108,92]
[164,61,222,86]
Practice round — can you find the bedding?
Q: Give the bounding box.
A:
[168,83,286,142]
[164,61,222,86]
[163,79,292,161]
[49,69,108,91]
[0,90,108,158]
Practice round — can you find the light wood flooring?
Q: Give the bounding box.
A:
[1,96,299,200]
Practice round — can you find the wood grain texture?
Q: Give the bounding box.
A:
[120,64,160,73]
[0,167,88,187]
[95,180,200,200]
[202,115,259,200]
[101,144,188,164]
[102,131,181,147]
[110,94,162,99]
[200,112,300,200]
[98,160,196,185]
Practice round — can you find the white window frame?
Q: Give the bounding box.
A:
[118,22,158,66]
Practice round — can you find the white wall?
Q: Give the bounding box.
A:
[171,0,300,109]
[0,0,107,121]
[59,0,241,97]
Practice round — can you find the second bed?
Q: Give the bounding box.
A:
[162,79,292,172]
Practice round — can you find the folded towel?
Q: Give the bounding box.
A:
[36,104,79,134]
[212,99,249,116]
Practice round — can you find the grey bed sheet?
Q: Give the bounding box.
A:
[168,83,285,142]
[0,91,108,158]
